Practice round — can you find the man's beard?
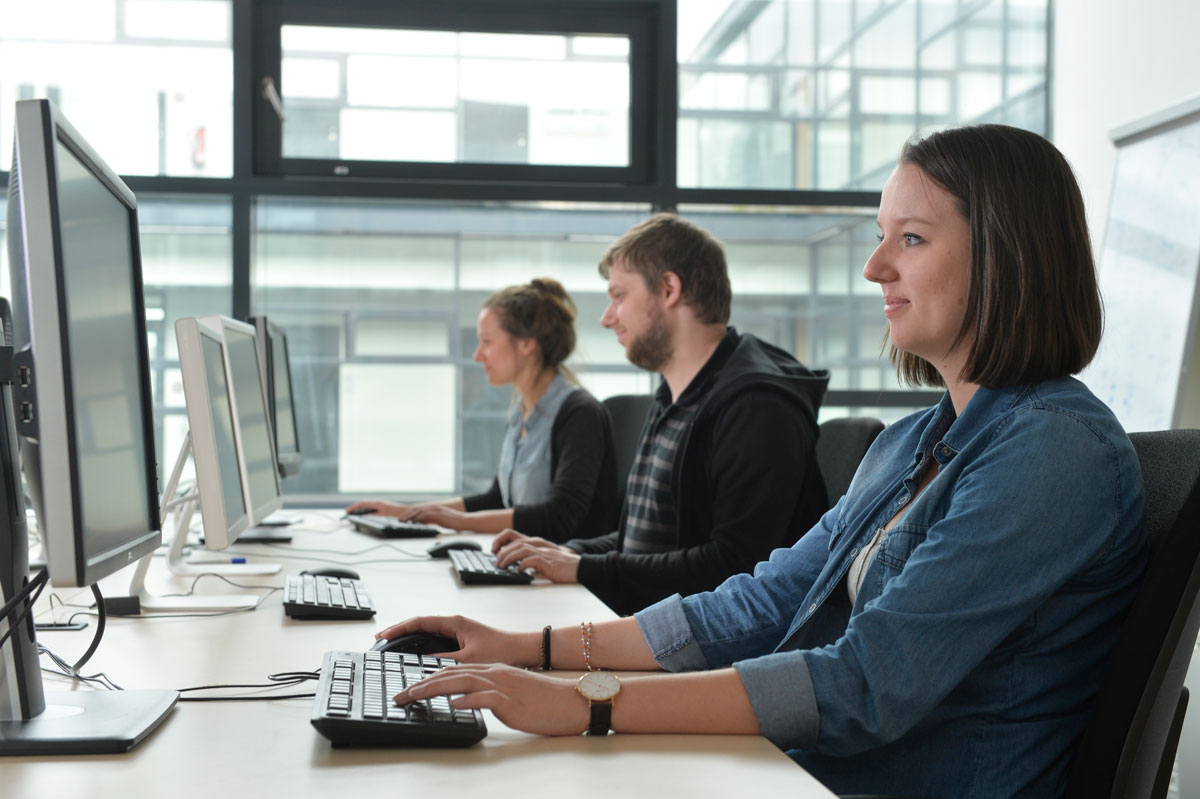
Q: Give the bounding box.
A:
[626,304,673,372]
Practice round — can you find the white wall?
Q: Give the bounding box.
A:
[1053,0,1200,245]
[1052,2,1200,795]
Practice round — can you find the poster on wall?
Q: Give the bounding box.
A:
[1080,95,1200,432]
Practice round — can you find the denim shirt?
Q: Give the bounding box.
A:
[636,378,1146,799]
[497,373,575,508]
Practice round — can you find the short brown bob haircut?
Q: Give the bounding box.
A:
[890,124,1103,388]
[598,212,732,325]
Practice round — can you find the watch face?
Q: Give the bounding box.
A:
[578,671,621,701]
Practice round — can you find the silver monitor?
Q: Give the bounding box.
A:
[3,98,175,753]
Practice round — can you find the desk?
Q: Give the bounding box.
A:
[4,511,835,798]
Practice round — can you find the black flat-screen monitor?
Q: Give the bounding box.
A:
[3,98,176,754]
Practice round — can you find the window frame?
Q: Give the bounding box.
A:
[253,0,663,187]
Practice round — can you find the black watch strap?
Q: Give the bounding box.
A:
[586,700,612,736]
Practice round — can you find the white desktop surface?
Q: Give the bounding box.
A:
[6,511,835,799]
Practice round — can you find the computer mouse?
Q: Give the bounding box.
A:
[371,632,460,656]
[426,539,483,559]
[301,566,361,580]
[344,507,378,516]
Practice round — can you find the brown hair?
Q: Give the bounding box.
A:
[483,277,578,377]
[598,212,732,325]
[890,124,1102,388]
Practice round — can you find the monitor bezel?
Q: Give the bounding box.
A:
[198,315,283,526]
[250,315,302,478]
[174,316,250,549]
[9,99,161,587]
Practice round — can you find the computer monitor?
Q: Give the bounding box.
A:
[250,316,302,478]
[190,315,282,528]
[173,316,251,549]
[3,98,176,752]
[125,315,280,610]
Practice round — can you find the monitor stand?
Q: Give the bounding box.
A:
[0,340,177,752]
[0,691,179,755]
[125,432,276,612]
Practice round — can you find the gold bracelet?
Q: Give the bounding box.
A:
[580,621,594,672]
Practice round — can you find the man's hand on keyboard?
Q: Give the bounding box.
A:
[393,663,591,737]
[492,530,580,583]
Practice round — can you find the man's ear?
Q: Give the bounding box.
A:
[660,271,684,309]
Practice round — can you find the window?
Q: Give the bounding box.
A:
[254,1,658,185]
[0,0,1049,501]
[677,0,1050,191]
[0,0,233,177]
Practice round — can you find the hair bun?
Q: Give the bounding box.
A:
[529,277,576,316]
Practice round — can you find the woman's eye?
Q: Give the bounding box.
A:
[875,233,884,243]
[903,233,923,246]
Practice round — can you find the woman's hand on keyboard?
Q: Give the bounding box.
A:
[397,504,466,529]
[394,663,591,736]
[375,615,542,668]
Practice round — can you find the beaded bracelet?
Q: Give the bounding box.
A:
[580,621,594,672]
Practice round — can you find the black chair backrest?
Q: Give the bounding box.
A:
[601,394,654,512]
[1066,428,1200,799]
[816,416,885,509]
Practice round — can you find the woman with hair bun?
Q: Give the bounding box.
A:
[347,278,618,542]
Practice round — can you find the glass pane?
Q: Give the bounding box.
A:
[338,363,456,492]
[137,195,234,487]
[280,25,631,168]
[678,205,889,391]
[678,0,1048,190]
[252,199,653,499]
[0,0,233,177]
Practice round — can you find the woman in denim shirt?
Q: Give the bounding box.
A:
[379,126,1147,799]
[347,278,618,542]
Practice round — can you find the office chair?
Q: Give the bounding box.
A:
[842,428,1200,799]
[1063,428,1200,799]
[601,393,654,511]
[815,416,885,509]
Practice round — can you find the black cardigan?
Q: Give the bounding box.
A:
[565,330,829,616]
[462,389,618,543]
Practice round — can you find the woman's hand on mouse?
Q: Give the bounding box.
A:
[393,664,590,736]
[345,499,409,517]
[375,615,541,667]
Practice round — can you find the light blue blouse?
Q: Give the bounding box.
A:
[496,373,576,508]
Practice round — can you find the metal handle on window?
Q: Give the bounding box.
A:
[261,76,286,122]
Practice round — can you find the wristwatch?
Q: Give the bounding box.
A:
[576,671,621,735]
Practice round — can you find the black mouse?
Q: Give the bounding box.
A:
[301,566,360,580]
[344,507,378,516]
[371,632,460,656]
[426,539,482,559]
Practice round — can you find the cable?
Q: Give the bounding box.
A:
[69,584,106,673]
[0,570,49,652]
[38,643,122,691]
[176,669,320,702]
[0,566,48,623]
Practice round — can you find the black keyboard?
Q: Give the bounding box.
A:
[283,574,376,620]
[448,548,534,585]
[312,649,487,748]
[348,514,440,538]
